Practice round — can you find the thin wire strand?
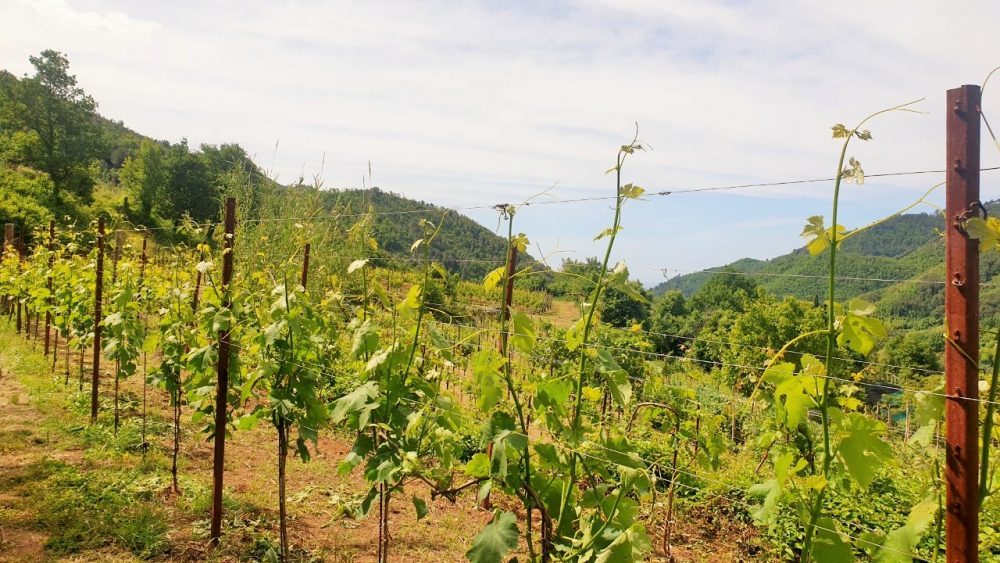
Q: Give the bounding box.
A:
[215,339,922,559]
[113,165,1000,235]
[439,321,996,407]
[425,299,945,376]
[649,267,948,286]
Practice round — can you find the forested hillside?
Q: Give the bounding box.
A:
[318,188,533,280]
[653,207,1000,327]
[0,50,520,280]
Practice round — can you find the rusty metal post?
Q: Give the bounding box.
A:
[91,217,105,423]
[210,198,236,547]
[945,84,981,563]
[44,220,54,356]
[301,242,311,290]
[192,248,204,313]
[3,223,12,254]
[140,237,149,453]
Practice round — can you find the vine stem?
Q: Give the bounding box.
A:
[800,99,921,561]
[495,209,547,560]
[560,138,637,540]
[799,119,850,563]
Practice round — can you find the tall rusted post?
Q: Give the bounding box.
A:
[44,220,55,356]
[91,217,105,423]
[140,237,148,453]
[210,198,236,547]
[945,84,981,563]
[192,248,204,313]
[301,242,311,289]
[3,223,12,253]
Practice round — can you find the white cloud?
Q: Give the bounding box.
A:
[2,0,999,285]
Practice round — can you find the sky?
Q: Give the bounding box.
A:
[3,0,1000,288]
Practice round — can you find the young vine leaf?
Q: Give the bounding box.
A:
[466,511,519,563]
[801,216,846,256]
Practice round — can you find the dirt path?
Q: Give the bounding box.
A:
[0,369,51,562]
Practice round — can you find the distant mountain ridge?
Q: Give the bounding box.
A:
[652,206,1000,328]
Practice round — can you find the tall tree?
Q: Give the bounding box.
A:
[162,140,215,221]
[0,50,103,200]
[119,140,167,217]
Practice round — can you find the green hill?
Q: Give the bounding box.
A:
[315,187,528,280]
[0,51,518,282]
[652,208,1000,328]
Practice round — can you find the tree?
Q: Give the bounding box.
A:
[0,50,103,200]
[119,140,167,217]
[650,290,688,354]
[688,269,759,314]
[600,282,650,328]
[160,141,216,221]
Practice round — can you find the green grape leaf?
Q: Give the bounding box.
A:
[965,216,1000,252]
[749,453,803,524]
[329,381,380,429]
[875,500,936,562]
[909,377,944,447]
[397,284,422,317]
[621,184,645,200]
[773,375,817,429]
[841,157,865,185]
[565,317,585,351]
[235,413,260,431]
[748,479,781,524]
[811,517,854,563]
[847,298,876,317]
[465,452,491,478]
[482,266,505,291]
[594,226,623,241]
[595,349,632,407]
[370,278,391,307]
[510,310,535,354]
[594,523,650,562]
[466,511,519,563]
[801,216,846,256]
[762,362,796,385]
[831,124,851,138]
[535,379,572,413]
[838,309,885,357]
[351,320,379,358]
[837,412,893,487]
[412,495,429,521]
[471,350,505,413]
[512,233,530,253]
[428,325,453,361]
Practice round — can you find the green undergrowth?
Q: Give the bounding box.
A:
[0,322,313,561]
[3,458,171,557]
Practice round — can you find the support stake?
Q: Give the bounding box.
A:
[944,84,981,563]
[210,197,237,547]
[91,217,105,423]
[44,220,54,357]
